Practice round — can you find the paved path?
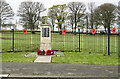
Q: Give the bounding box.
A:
[1,62,118,77]
[34,56,51,63]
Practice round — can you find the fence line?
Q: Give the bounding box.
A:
[0,29,119,55]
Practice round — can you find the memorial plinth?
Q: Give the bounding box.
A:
[40,24,51,51]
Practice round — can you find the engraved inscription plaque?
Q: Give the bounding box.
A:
[46,28,49,37]
[42,28,49,37]
[42,28,46,37]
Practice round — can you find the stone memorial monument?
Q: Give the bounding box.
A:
[40,23,51,51]
[34,24,52,63]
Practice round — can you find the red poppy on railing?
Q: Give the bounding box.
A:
[23,29,27,34]
[62,29,67,34]
[112,28,116,34]
[91,29,96,34]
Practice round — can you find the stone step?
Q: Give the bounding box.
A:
[34,56,51,63]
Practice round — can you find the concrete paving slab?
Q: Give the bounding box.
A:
[34,56,51,63]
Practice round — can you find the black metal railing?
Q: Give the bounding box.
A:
[0,29,119,55]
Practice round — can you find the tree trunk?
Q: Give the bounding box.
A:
[72,24,73,32]
[52,19,54,31]
[74,13,77,35]
[52,23,54,31]
[86,15,89,33]
[90,13,94,29]
[0,23,1,31]
[105,27,107,33]
[91,22,93,29]
[58,28,59,31]
[32,25,35,34]
[0,19,1,31]
[59,24,62,35]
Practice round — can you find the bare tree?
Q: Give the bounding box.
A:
[0,0,14,30]
[94,3,116,33]
[88,2,96,29]
[85,12,89,33]
[48,4,67,34]
[67,13,74,32]
[48,8,56,31]
[93,11,101,29]
[68,2,86,34]
[18,1,46,34]
[118,1,120,26]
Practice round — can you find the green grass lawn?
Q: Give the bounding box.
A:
[1,52,36,62]
[0,52,118,65]
[52,52,118,65]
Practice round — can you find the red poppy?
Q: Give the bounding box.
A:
[112,28,116,34]
[91,29,96,34]
[38,49,45,55]
[23,29,27,34]
[62,29,67,34]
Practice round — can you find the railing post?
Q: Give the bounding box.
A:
[79,29,80,52]
[118,28,120,59]
[12,29,14,52]
[108,27,110,55]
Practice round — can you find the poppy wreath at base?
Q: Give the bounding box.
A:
[38,49,45,55]
[46,50,51,55]
[46,49,54,55]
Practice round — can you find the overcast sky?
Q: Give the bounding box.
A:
[5,0,120,29]
[6,0,119,13]
[6,0,119,21]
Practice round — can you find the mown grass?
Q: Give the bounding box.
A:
[52,52,118,65]
[1,52,36,62]
[0,51,118,65]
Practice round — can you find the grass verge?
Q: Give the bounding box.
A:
[1,52,36,62]
[52,52,118,65]
[1,52,118,65]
